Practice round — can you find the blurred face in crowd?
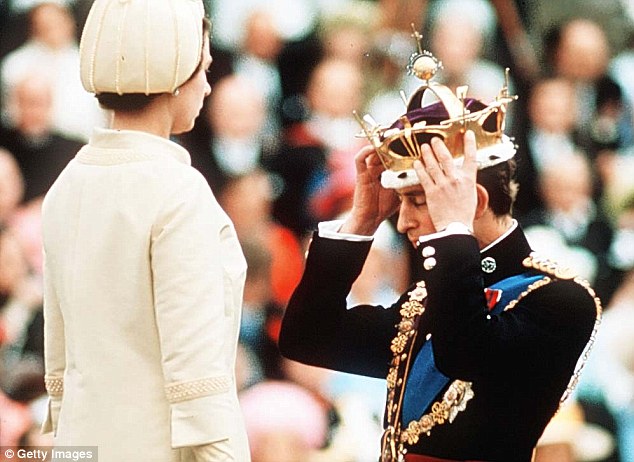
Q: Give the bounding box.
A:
[307,59,363,118]
[324,24,371,65]
[207,75,266,139]
[170,35,212,135]
[219,170,272,237]
[243,11,283,61]
[10,76,54,137]
[0,230,29,296]
[431,17,482,78]
[31,3,76,49]
[539,153,592,213]
[529,78,577,134]
[0,150,24,223]
[555,19,610,82]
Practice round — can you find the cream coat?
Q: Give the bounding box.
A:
[41,129,250,461]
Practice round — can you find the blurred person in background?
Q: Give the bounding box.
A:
[316,1,378,68]
[364,29,419,124]
[0,148,44,375]
[577,268,634,462]
[598,194,634,304]
[239,380,330,462]
[546,18,633,160]
[0,224,45,454]
[40,0,250,460]
[267,57,366,239]
[184,74,276,193]
[232,9,285,140]
[281,355,386,462]
[309,144,411,309]
[0,148,25,227]
[521,152,614,298]
[609,31,634,122]
[234,239,283,381]
[0,225,42,367]
[525,0,632,58]
[180,10,288,191]
[428,0,513,106]
[533,399,616,462]
[0,1,106,141]
[513,77,583,218]
[0,74,82,204]
[218,169,304,308]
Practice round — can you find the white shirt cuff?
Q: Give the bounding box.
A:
[417,222,473,246]
[318,220,375,242]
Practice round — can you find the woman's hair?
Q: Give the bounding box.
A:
[477,159,518,217]
[96,18,211,112]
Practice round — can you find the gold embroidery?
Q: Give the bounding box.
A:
[522,253,576,280]
[387,368,398,390]
[390,332,410,354]
[382,280,475,462]
[400,300,425,318]
[504,276,552,311]
[399,380,474,446]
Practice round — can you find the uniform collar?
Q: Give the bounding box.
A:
[480,220,533,287]
[82,128,191,165]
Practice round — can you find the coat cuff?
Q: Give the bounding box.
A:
[170,392,237,448]
[41,397,62,435]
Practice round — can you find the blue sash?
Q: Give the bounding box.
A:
[401,272,545,424]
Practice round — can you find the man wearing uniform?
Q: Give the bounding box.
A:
[278,43,601,462]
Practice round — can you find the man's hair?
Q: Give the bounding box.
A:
[95,18,211,112]
[476,158,518,217]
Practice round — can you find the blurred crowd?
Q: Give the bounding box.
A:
[1,0,634,461]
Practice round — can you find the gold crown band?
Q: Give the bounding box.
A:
[355,35,517,189]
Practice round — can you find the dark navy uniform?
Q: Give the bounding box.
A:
[279,223,600,462]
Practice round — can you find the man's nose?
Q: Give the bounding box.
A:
[396,203,411,234]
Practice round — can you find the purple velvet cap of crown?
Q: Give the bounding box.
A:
[388,98,487,131]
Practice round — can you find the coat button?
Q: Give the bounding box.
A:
[421,246,436,258]
[423,257,437,270]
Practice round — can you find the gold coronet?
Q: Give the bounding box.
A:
[355,29,517,175]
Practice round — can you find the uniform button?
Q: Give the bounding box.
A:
[421,246,436,258]
[423,257,437,270]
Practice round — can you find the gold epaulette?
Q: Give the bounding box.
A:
[522,252,578,280]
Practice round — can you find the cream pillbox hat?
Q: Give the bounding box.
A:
[79,0,205,95]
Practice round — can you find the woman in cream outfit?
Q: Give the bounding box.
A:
[40,0,250,460]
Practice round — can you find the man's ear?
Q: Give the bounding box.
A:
[475,184,489,219]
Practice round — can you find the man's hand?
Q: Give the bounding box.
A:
[340,145,400,236]
[413,130,478,232]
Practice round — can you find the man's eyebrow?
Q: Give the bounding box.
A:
[399,191,425,198]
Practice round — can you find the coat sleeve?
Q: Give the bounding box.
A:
[279,232,401,378]
[151,173,245,458]
[41,249,65,435]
